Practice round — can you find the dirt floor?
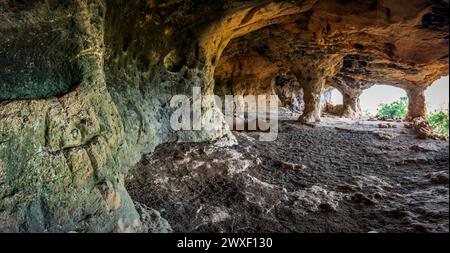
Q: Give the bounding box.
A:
[126,116,449,233]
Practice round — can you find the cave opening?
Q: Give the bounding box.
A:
[330,89,344,106]
[359,85,409,117]
[125,6,450,232]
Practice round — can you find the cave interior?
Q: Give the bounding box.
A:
[0,0,449,233]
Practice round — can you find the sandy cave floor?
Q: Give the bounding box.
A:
[126,116,449,233]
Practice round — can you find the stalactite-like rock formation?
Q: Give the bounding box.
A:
[0,0,448,232]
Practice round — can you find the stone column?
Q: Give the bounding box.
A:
[406,88,427,119]
[341,92,362,119]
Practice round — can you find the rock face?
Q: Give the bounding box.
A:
[127,119,449,233]
[0,0,448,232]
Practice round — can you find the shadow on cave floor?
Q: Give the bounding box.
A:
[126,116,449,233]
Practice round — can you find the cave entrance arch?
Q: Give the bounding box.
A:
[330,89,344,106]
[425,76,449,114]
[359,85,408,117]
